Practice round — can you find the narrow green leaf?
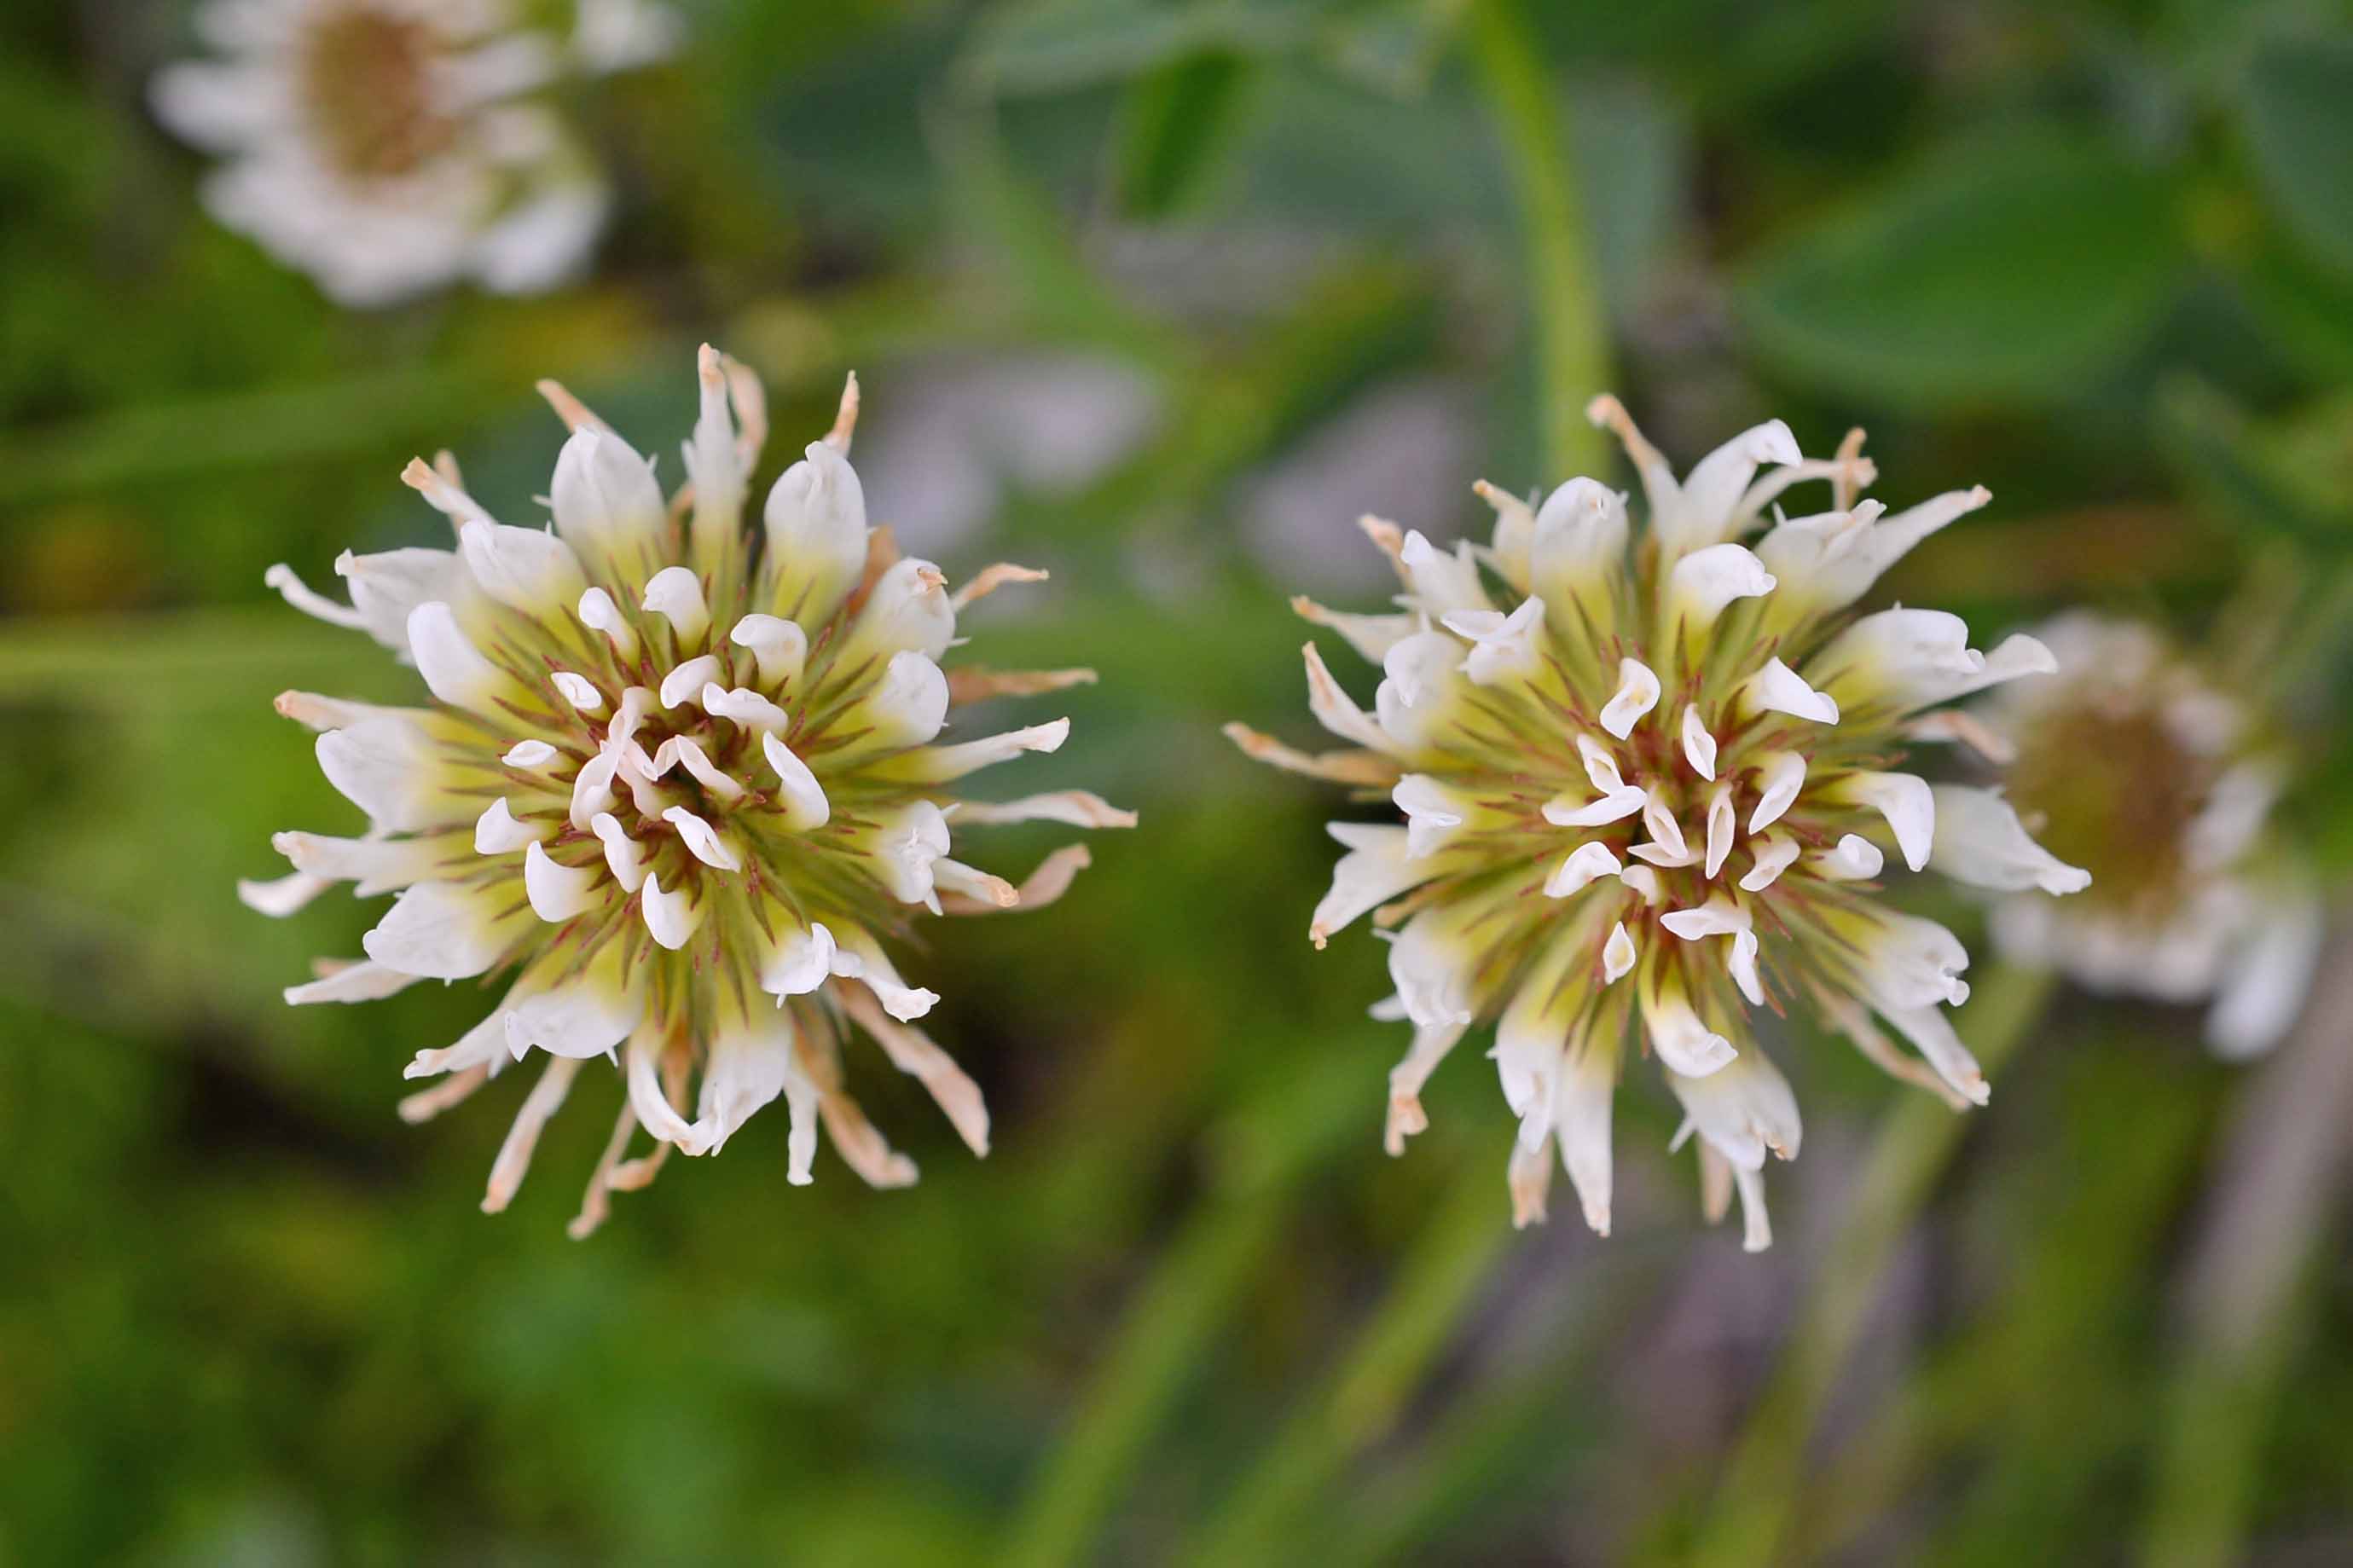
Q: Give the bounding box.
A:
[1110,52,1255,219]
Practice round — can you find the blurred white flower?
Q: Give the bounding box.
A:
[1232,400,2087,1250]
[243,348,1131,1232]
[1981,613,2321,1061]
[150,0,678,306]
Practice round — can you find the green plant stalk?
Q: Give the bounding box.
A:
[1179,1151,1515,1565]
[1467,0,1614,479]
[998,1050,1372,1568]
[1686,963,2059,1568]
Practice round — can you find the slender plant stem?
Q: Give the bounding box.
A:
[998,1051,1369,1568]
[2137,924,2353,1568]
[1687,964,2058,1568]
[1466,0,1614,479]
[1177,1154,1514,1565]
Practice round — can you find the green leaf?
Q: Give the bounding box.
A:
[2155,378,2353,548]
[2240,35,2353,276]
[1110,52,1255,219]
[958,0,1315,96]
[1736,133,2189,409]
[2237,241,2353,384]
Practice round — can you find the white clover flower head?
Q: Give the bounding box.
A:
[244,347,1133,1234]
[149,0,681,307]
[1979,612,2322,1061]
[1233,397,2091,1251]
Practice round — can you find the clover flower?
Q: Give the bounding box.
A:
[151,0,680,307]
[1230,398,2089,1249]
[1981,613,2321,1060]
[244,347,1130,1233]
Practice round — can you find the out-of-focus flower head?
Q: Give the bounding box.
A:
[150,0,681,307]
[1983,612,2321,1060]
[1231,397,2089,1250]
[244,347,1131,1232]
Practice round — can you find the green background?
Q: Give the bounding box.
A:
[4,0,2353,1562]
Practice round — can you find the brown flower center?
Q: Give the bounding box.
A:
[300,8,457,180]
[2007,701,2210,925]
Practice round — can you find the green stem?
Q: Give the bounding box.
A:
[1466,0,1614,479]
[2136,926,2353,1568]
[1178,1152,1516,1565]
[1686,964,2059,1568]
[997,1050,1371,1568]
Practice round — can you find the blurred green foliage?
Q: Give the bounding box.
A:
[4,0,2353,1563]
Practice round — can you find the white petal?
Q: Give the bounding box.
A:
[1642,787,1689,860]
[1544,786,1647,828]
[1554,1045,1617,1235]
[549,672,604,713]
[577,586,639,659]
[1669,542,1777,626]
[1748,752,1806,833]
[284,961,423,1005]
[835,929,939,1021]
[502,957,644,1061]
[1881,1004,1991,1106]
[1742,657,1840,726]
[700,684,787,733]
[1704,784,1735,879]
[458,518,586,614]
[1815,833,1885,882]
[664,807,742,871]
[1393,774,1469,859]
[524,842,603,923]
[1301,642,1394,754]
[1927,785,2089,895]
[1602,923,1636,983]
[892,719,1069,783]
[1545,841,1623,898]
[658,654,722,709]
[590,812,648,892]
[1730,929,1765,1006]
[1528,477,1629,625]
[625,1029,696,1146]
[1855,910,1973,1011]
[1599,657,1661,738]
[686,1016,801,1158]
[316,716,447,831]
[408,601,505,714]
[1618,865,1663,906]
[1660,896,1749,941]
[1312,825,1431,946]
[1397,529,1492,616]
[1836,772,1935,872]
[762,732,831,830]
[550,427,664,561]
[1443,597,1545,686]
[761,920,838,998]
[1673,419,1801,548]
[1682,705,1718,779]
[655,735,746,802]
[1739,833,1802,893]
[763,440,870,626]
[2206,894,2325,1060]
[1578,734,1629,796]
[640,871,702,950]
[869,801,952,911]
[1374,630,1469,749]
[1665,1048,1800,1172]
[1642,987,1736,1078]
[641,565,710,646]
[1389,905,1479,1030]
[238,870,331,917]
[473,797,539,854]
[361,882,510,980]
[843,557,956,664]
[504,740,559,768]
[730,613,808,688]
[568,752,620,831]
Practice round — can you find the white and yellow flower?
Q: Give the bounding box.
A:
[245,347,1131,1233]
[150,0,679,307]
[1979,613,2321,1060]
[1232,399,2088,1250]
